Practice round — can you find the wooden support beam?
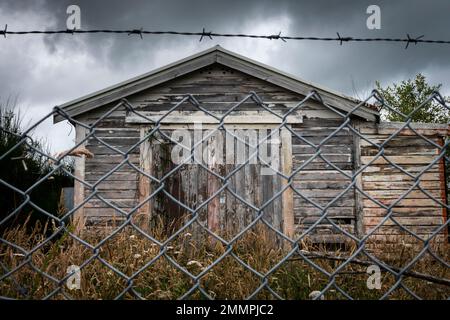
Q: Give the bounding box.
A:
[126,111,303,124]
[352,120,365,238]
[438,137,449,244]
[280,127,294,238]
[73,125,87,232]
[137,127,153,228]
[207,133,220,235]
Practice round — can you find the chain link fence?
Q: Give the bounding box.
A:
[0,89,449,299]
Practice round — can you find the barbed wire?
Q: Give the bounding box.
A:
[0,24,449,48]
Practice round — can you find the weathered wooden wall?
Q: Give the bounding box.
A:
[77,112,141,226]
[72,65,295,230]
[356,122,448,244]
[290,119,356,243]
[72,63,448,246]
[140,128,286,235]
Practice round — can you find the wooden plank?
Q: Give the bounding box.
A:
[86,145,139,155]
[73,125,87,232]
[87,128,140,138]
[84,154,140,163]
[364,225,443,235]
[362,173,440,182]
[85,189,137,199]
[363,180,440,189]
[84,208,128,217]
[359,122,449,136]
[438,137,449,242]
[271,129,282,232]
[363,198,442,208]
[294,154,352,163]
[364,234,446,244]
[365,216,444,226]
[84,199,136,208]
[363,189,441,199]
[244,162,255,228]
[280,128,294,238]
[126,110,303,124]
[294,206,354,217]
[84,180,137,190]
[361,165,441,174]
[207,133,220,233]
[292,160,353,170]
[291,188,356,198]
[292,145,352,154]
[359,137,441,147]
[361,155,439,165]
[292,180,352,189]
[292,135,353,145]
[85,171,138,182]
[293,170,353,181]
[361,146,437,157]
[352,120,364,237]
[362,207,443,217]
[294,195,355,207]
[225,130,236,233]
[138,127,152,224]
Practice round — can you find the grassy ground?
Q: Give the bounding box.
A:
[0,216,448,300]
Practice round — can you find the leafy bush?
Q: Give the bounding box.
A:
[0,99,73,233]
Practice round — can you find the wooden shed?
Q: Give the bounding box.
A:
[53,46,448,245]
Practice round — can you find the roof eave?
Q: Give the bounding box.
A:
[53,45,379,123]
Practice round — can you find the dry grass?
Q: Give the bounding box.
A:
[0,216,449,300]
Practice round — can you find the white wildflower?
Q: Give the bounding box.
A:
[309,290,325,300]
[187,260,203,268]
[129,235,136,240]
[133,253,142,259]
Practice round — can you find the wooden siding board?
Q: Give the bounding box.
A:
[73,125,87,231]
[360,122,447,243]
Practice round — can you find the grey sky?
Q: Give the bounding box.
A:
[0,0,449,152]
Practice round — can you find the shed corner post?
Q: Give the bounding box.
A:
[352,119,365,239]
[280,126,294,239]
[73,124,87,233]
[138,126,153,229]
[438,135,449,245]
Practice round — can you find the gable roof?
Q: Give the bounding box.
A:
[53,45,379,123]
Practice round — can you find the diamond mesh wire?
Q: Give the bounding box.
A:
[0,90,449,300]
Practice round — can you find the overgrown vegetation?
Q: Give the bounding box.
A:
[0,217,448,300]
[0,99,73,233]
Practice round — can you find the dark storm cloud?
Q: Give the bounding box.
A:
[0,0,449,150]
[4,0,450,91]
